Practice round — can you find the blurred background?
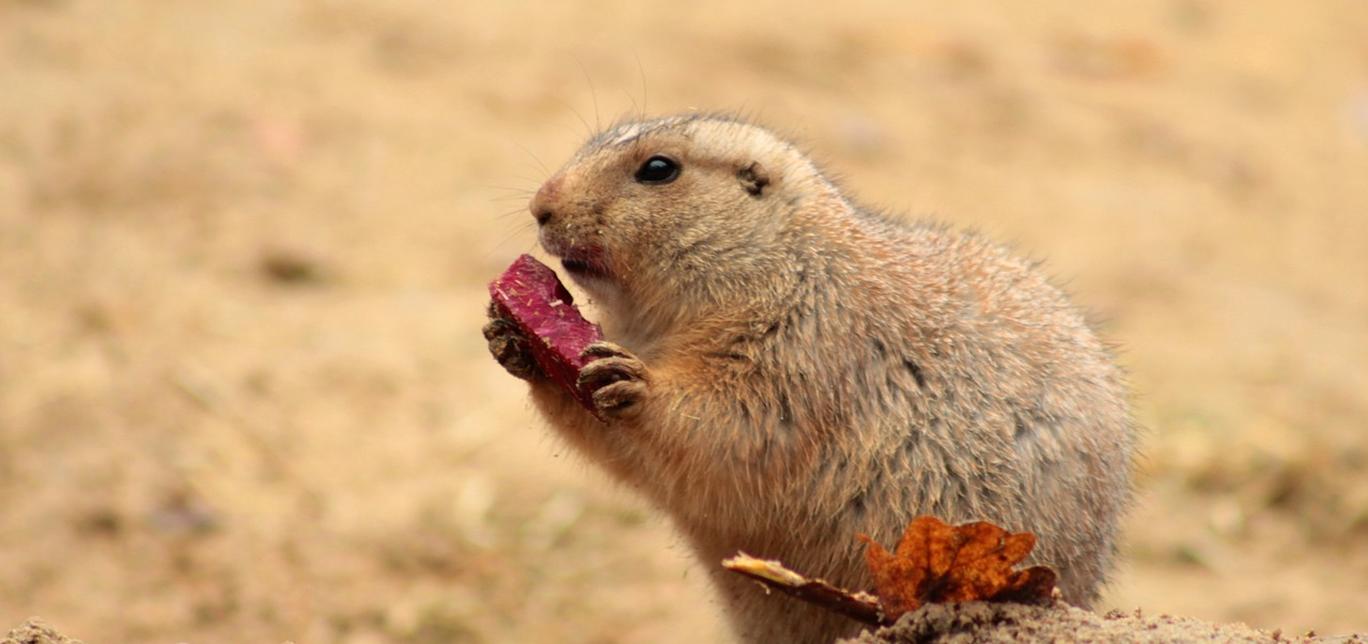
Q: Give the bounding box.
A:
[2,1,1367,641]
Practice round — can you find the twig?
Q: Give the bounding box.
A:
[722,553,888,626]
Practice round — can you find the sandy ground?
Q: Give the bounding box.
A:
[844,602,1296,644]
[3,619,81,644]
[2,1,1367,642]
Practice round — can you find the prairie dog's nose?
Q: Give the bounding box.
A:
[529,175,563,226]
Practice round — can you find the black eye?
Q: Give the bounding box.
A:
[634,155,680,185]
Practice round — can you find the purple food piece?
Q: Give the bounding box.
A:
[489,254,604,415]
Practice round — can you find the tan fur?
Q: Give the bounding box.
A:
[486,114,1136,643]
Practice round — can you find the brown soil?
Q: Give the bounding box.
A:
[842,602,1362,644]
[2,1,1366,642]
[2,619,81,644]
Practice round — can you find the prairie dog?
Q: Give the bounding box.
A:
[484,114,1136,643]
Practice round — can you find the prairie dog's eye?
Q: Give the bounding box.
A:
[634,155,680,185]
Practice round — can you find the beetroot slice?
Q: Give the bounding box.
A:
[489,254,604,416]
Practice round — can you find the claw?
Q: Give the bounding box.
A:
[592,380,647,415]
[578,356,645,390]
[483,312,542,381]
[577,341,648,420]
[581,340,634,360]
[482,317,513,341]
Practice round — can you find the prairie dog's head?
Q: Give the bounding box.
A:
[529,114,836,328]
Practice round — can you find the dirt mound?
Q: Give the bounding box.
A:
[2,619,81,644]
[842,602,1365,643]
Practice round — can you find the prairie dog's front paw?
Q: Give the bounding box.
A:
[577,341,648,419]
[483,302,543,381]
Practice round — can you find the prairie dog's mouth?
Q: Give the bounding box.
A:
[538,229,613,285]
[560,255,611,281]
[545,241,612,283]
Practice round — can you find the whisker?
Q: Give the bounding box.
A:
[492,205,530,220]
[491,220,537,251]
[575,55,601,133]
[622,89,639,122]
[556,97,593,139]
[634,52,650,120]
[482,184,537,195]
[511,140,551,176]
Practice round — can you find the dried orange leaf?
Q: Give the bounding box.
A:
[860,516,1057,621]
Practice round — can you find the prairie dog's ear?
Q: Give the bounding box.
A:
[737,161,770,197]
